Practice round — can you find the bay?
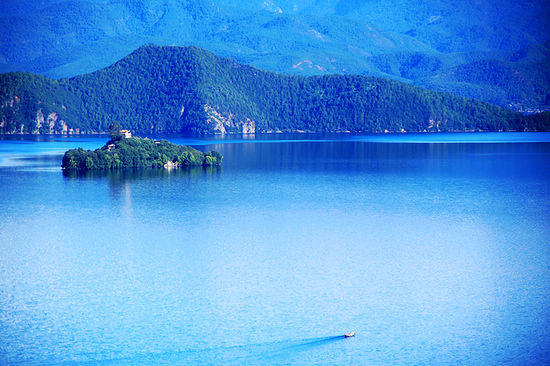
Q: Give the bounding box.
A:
[1,133,549,365]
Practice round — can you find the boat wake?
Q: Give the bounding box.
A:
[44,335,351,365]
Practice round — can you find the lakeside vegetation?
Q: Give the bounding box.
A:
[2,45,550,135]
[62,128,222,170]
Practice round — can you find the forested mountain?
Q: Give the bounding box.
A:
[1,45,549,135]
[0,0,548,111]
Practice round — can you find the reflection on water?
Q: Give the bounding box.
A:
[62,167,223,221]
[217,138,550,180]
[62,166,222,181]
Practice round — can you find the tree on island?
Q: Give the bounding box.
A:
[109,121,122,140]
[62,137,222,170]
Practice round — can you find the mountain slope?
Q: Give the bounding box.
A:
[419,43,550,110]
[1,45,548,135]
[0,0,548,111]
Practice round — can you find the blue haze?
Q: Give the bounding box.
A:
[0,133,550,365]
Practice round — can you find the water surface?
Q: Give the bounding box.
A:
[1,133,549,365]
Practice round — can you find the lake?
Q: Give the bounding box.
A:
[1,133,549,365]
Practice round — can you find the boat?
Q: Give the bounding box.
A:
[345,332,355,338]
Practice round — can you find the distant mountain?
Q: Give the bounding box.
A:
[0,0,548,111]
[1,45,548,135]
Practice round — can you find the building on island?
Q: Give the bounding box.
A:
[107,143,116,151]
[119,129,132,138]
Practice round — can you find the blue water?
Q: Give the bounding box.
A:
[1,133,550,365]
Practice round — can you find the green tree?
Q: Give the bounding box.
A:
[109,121,122,139]
[68,156,78,168]
[85,156,95,169]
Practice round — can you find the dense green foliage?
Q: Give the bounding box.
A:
[0,72,84,133]
[1,45,549,134]
[418,43,550,110]
[1,0,548,110]
[61,136,222,170]
[523,112,550,131]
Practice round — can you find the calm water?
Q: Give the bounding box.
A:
[1,133,549,365]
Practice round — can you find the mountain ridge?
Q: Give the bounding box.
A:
[1,44,549,135]
[1,0,548,111]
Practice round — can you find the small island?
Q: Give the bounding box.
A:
[62,125,222,170]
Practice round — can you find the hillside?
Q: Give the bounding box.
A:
[1,45,549,135]
[0,0,548,111]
